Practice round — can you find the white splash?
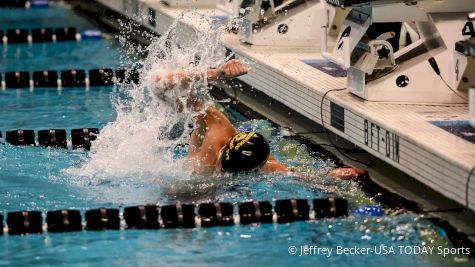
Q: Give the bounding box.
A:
[66,12,230,185]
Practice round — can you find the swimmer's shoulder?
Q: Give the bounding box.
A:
[204,106,236,133]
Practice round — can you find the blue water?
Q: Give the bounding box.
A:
[0,2,472,267]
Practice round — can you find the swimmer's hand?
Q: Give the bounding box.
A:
[328,168,368,180]
[209,59,248,80]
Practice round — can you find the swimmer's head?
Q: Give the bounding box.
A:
[220,131,270,173]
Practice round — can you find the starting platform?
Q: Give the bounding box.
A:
[87,0,475,240]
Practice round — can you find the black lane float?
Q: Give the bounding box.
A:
[5,129,35,146]
[0,0,49,8]
[6,29,28,43]
[89,68,114,86]
[31,28,53,42]
[38,129,68,148]
[71,128,99,150]
[1,68,140,89]
[0,0,28,8]
[33,70,58,87]
[60,70,87,87]
[0,198,348,235]
[46,210,82,233]
[2,128,99,150]
[5,71,30,88]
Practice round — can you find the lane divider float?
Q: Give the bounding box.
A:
[1,128,99,150]
[0,0,49,8]
[0,68,140,89]
[0,0,29,8]
[0,198,350,235]
[1,27,102,44]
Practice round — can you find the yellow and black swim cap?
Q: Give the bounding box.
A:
[220,131,270,173]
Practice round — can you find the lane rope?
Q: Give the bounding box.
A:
[1,27,102,44]
[0,128,99,150]
[0,68,140,89]
[0,198,350,235]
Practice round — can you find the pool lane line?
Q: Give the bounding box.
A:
[0,198,349,235]
[0,0,49,8]
[0,128,99,150]
[0,68,140,89]
[1,27,102,44]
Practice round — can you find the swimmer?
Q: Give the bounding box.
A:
[151,59,366,179]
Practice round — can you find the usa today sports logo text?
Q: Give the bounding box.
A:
[287,245,470,258]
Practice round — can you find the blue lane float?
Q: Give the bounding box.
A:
[237,125,255,132]
[30,0,48,8]
[351,205,384,217]
[80,30,102,40]
[0,198,349,235]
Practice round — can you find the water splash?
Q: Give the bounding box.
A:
[64,11,339,204]
[66,12,229,184]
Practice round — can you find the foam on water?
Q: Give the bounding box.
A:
[65,12,232,186]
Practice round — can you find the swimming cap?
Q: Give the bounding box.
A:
[220,131,270,173]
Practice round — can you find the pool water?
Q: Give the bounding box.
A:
[0,2,473,267]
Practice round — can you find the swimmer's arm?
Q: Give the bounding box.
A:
[263,158,290,173]
[263,158,367,180]
[290,167,368,181]
[152,69,217,92]
[189,137,225,166]
[328,168,368,180]
[204,106,237,137]
[208,59,248,80]
[152,59,248,92]
[190,106,237,154]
